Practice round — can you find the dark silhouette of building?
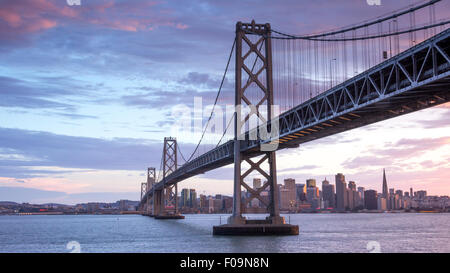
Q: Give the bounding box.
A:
[382,169,389,209]
[322,178,335,208]
[364,190,378,210]
[335,173,347,211]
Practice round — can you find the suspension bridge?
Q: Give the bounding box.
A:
[138,0,450,235]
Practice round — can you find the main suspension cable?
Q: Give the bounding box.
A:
[271,0,441,39]
[185,38,236,162]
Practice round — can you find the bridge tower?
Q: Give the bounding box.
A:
[146,167,156,215]
[154,137,184,219]
[215,21,298,235]
[140,182,147,211]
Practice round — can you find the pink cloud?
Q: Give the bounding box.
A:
[0,0,188,43]
[0,0,66,36]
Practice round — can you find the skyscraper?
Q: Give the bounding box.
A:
[306,179,316,188]
[280,179,296,210]
[347,181,357,210]
[382,168,389,199]
[382,168,390,210]
[358,187,365,206]
[189,189,197,208]
[253,178,261,189]
[181,188,189,207]
[335,173,347,211]
[364,190,378,210]
[295,183,306,202]
[322,178,335,208]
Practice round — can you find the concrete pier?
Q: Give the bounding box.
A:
[213,224,299,235]
[154,214,185,219]
[141,212,154,217]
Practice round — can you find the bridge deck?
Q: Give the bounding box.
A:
[141,28,450,205]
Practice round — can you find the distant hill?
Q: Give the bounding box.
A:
[0,201,19,206]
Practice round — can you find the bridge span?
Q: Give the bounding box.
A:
[141,27,450,204]
[138,1,450,235]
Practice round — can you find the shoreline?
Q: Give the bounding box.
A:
[1,210,448,216]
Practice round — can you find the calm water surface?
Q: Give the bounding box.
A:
[0,213,449,253]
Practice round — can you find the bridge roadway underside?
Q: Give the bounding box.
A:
[140,28,450,207]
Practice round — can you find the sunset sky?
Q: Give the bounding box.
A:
[0,0,449,204]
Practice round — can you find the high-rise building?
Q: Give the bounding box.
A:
[377,196,387,211]
[364,190,378,210]
[417,190,427,199]
[253,178,262,189]
[189,189,197,208]
[181,188,189,207]
[284,178,296,189]
[382,168,389,199]
[335,173,347,211]
[208,197,214,213]
[296,183,306,202]
[347,181,357,210]
[322,179,335,208]
[382,169,391,210]
[358,187,365,206]
[410,187,413,197]
[348,181,356,190]
[306,187,319,202]
[199,194,208,211]
[280,179,296,210]
[306,179,316,188]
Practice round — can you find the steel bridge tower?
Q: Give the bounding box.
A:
[153,137,184,219]
[214,21,298,235]
[145,167,156,214]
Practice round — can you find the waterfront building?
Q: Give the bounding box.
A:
[382,169,389,208]
[306,186,319,202]
[280,179,297,210]
[377,196,387,211]
[199,194,208,211]
[417,190,427,199]
[322,179,335,208]
[364,190,378,210]
[296,183,306,202]
[335,173,347,211]
[253,178,261,189]
[181,188,190,207]
[306,179,316,188]
[358,187,365,206]
[189,189,197,208]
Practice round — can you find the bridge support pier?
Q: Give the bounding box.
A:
[154,137,184,220]
[214,21,298,235]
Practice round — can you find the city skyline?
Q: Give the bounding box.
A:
[2,168,447,214]
[0,0,449,204]
[1,168,446,205]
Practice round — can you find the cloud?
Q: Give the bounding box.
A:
[342,137,450,171]
[0,0,189,45]
[178,72,230,89]
[413,109,450,129]
[0,127,162,177]
[0,75,77,110]
[121,88,229,109]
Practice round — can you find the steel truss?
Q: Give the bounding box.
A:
[228,21,282,224]
[162,137,178,214]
